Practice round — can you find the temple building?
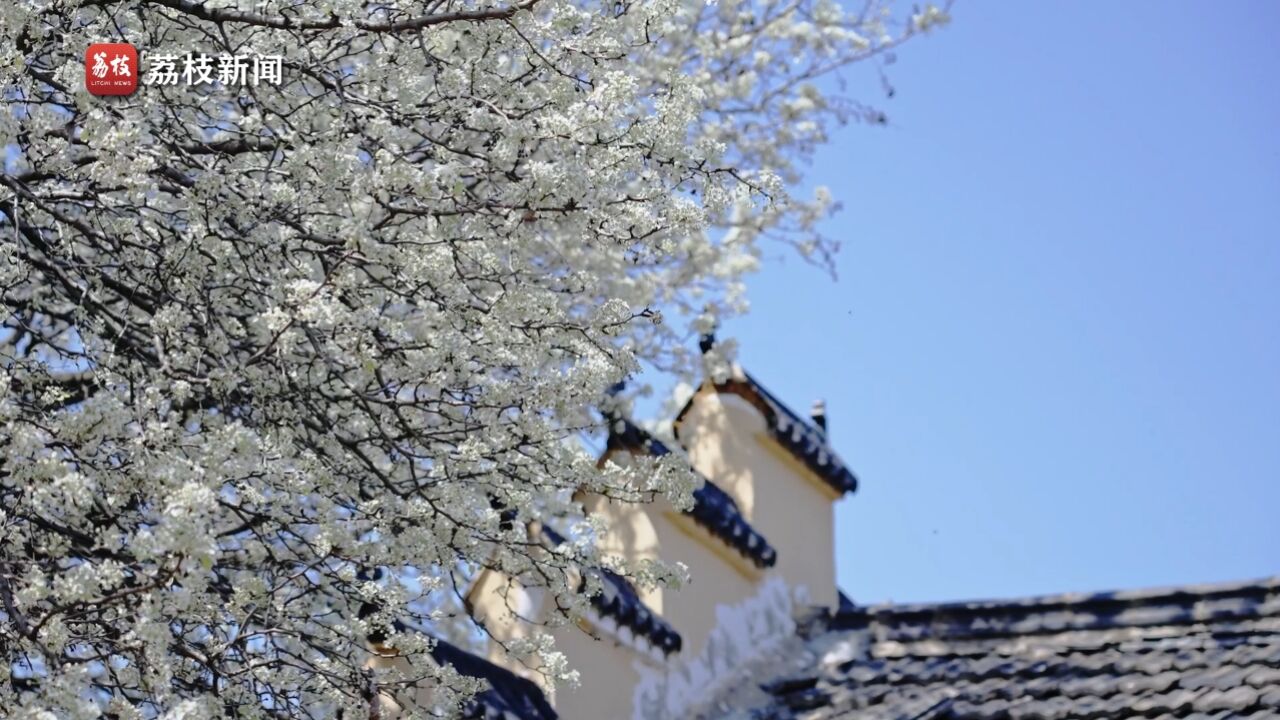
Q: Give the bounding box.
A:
[401,342,1280,720]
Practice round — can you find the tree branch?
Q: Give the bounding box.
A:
[144,0,540,33]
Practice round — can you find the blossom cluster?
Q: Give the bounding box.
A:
[0,0,947,717]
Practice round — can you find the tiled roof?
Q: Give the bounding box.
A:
[687,473,778,569]
[541,525,683,655]
[606,415,778,569]
[677,336,858,496]
[746,577,1280,720]
[587,565,684,655]
[428,636,558,720]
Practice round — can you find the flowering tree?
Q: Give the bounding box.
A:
[1,0,947,717]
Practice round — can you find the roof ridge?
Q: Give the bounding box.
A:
[831,577,1280,636]
[748,577,1280,720]
[841,576,1280,618]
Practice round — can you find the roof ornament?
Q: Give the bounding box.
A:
[698,331,716,354]
[811,399,827,433]
[600,380,628,434]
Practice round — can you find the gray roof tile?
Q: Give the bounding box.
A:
[739,578,1280,720]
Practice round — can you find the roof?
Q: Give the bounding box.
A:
[587,565,684,655]
[606,415,778,569]
[541,524,683,655]
[676,336,858,496]
[742,577,1280,719]
[428,636,558,720]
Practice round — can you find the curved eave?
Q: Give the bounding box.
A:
[541,525,683,656]
[763,399,858,495]
[428,636,559,720]
[587,567,683,655]
[688,480,778,569]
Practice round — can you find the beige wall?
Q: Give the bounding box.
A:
[678,388,840,608]
[529,490,764,719]
[547,618,651,719]
[650,508,763,659]
[583,490,665,611]
[467,567,552,689]
[676,391,764,520]
[364,645,458,719]
[466,549,668,720]
[585,487,762,661]
[466,563,656,718]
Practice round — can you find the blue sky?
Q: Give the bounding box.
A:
[727,2,1280,604]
